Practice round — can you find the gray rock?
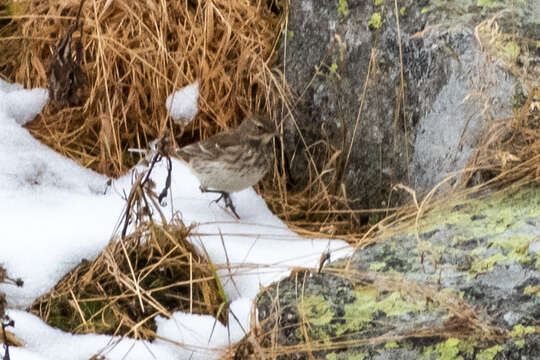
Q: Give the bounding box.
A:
[282,0,539,207]
[249,185,540,359]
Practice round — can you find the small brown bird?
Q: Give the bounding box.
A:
[175,114,277,218]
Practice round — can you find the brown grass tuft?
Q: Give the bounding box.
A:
[0,0,285,176]
[30,218,225,340]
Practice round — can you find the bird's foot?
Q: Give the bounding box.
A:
[200,186,240,219]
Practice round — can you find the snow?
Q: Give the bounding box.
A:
[0,80,352,359]
[165,81,199,125]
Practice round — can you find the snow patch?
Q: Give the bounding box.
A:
[166,81,199,125]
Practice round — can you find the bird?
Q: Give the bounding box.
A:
[175,114,277,218]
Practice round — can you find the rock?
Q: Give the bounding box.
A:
[282,0,539,207]
[250,185,540,359]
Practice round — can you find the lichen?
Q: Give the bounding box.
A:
[434,338,462,360]
[476,0,502,8]
[368,12,382,29]
[503,41,520,61]
[509,324,536,337]
[422,338,475,360]
[477,345,503,360]
[287,30,294,40]
[298,295,334,327]
[523,285,539,296]
[376,291,424,317]
[369,262,386,271]
[338,0,349,17]
[326,353,367,360]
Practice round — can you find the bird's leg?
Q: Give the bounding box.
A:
[199,186,240,219]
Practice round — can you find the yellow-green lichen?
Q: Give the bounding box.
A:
[329,62,338,74]
[477,345,503,360]
[374,0,383,6]
[435,338,463,360]
[384,341,399,349]
[399,6,406,16]
[338,0,349,17]
[477,0,502,8]
[287,30,294,40]
[298,295,334,327]
[509,324,536,337]
[343,287,378,328]
[326,353,367,360]
[376,291,424,317]
[418,186,540,240]
[509,324,538,350]
[369,12,382,29]
[503,41,520,61]
[343,287,428,332]
[469,252,506,276]
[369,262,386,271]
[422,338,475,360]
[468,234,536,277]
[514,338,525,349]
[523,285,539,295]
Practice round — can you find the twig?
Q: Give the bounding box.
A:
[1,317,14,360]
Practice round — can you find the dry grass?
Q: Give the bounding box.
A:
[29,137,226,341]
[2,0,539,357]
[30,217,226,340]
[0,0,382,243]
[225,267,503,359]
[0,0,285,176]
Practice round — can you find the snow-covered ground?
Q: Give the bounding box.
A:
[0,79,352,359]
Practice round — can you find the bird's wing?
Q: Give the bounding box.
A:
[176,132,241,162]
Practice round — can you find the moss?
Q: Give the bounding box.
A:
[477,345,503,360]
[368,214,380,225]
[338,0,349,17]
[369,12,383,29]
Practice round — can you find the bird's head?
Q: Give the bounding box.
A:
[240,114,278,144]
